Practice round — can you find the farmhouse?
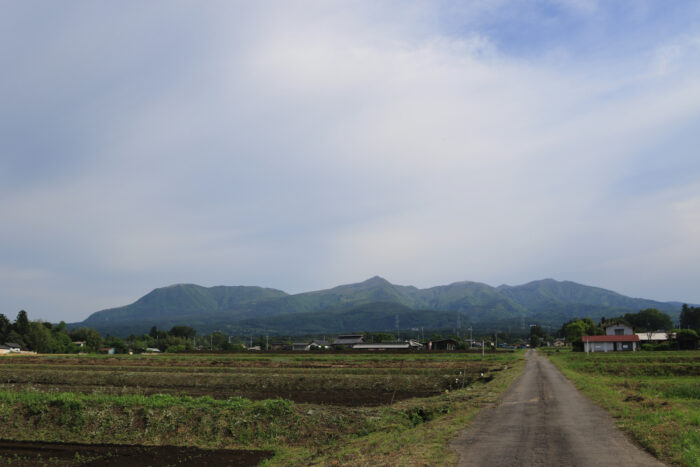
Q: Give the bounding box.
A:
[352,340,423,351]
[293,340,331,351]
[332,334,365,349]
[582,323,640,352]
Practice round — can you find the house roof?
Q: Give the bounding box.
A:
[333,336,364,345]
[353,343,410,349]
[582,335,640,342]
[4,343,21,348]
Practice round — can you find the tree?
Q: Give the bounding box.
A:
[14,310,30,337]
[529,325,545,348]
[680,304,700,332]
[0,313,10,341]
[169,326,196,339]
[624,309,673,332]
[25,322,52,353]
[50,332,77,353]
[69,327,103,352]
[562,318,599,351]
[674,329,699,350]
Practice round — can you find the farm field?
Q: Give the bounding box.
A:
[0,351,525,466]
[545,350,700,467]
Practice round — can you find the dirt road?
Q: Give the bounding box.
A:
[451,350,664,466]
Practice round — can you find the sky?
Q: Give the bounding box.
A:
[1,0,699,323]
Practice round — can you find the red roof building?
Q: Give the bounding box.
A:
[581,334,640,352]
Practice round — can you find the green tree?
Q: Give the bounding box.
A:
[50,332,77,353]
[25,322,52,353]
[69,327,104,352]
[680,304,700,332]
[563,318,599,351]
[674,329,699,350]
[0,313,10,341]
[624,308,673,332]
[169,326,196,339]
[5,330,25,347]
[529,325,545,348]
[104,336,129,354]
[14,310,30,337]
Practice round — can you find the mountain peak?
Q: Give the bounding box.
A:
[362,276,391,285]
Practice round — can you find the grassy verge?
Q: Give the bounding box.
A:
[545,350,700,467]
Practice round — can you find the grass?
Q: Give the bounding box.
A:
[545,349,700,467]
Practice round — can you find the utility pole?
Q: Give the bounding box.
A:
[468,327,473,348]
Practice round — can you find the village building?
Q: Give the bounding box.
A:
[635,332,673,343]
[352,340,423,351]
[582,323,640,352]
[293,340,332,351]
[2,343,22,354]
[332,334,365,349]
[425,338,459,351]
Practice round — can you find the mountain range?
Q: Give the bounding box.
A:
[74,277,684,336]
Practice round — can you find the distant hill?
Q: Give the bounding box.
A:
[73,277,683,336]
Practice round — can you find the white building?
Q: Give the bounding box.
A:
[582,323,640,352]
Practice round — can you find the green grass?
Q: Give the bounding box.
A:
[545,350,700,467]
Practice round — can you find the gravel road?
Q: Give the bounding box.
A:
[450,349,664,466]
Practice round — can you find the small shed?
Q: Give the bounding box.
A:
[292,342,311,351]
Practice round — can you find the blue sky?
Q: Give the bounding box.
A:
[1,1,699,322]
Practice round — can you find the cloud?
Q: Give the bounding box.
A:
[1,1,699,321]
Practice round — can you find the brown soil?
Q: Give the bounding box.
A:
[0,439,273,466]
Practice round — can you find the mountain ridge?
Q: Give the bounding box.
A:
[75,277,684,336]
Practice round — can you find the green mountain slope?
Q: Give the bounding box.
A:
[74,277,684,336]
[82,284,288,325]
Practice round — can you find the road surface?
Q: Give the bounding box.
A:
[450,350,664,466]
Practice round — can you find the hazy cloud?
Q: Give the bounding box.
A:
[1,1,699,322]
